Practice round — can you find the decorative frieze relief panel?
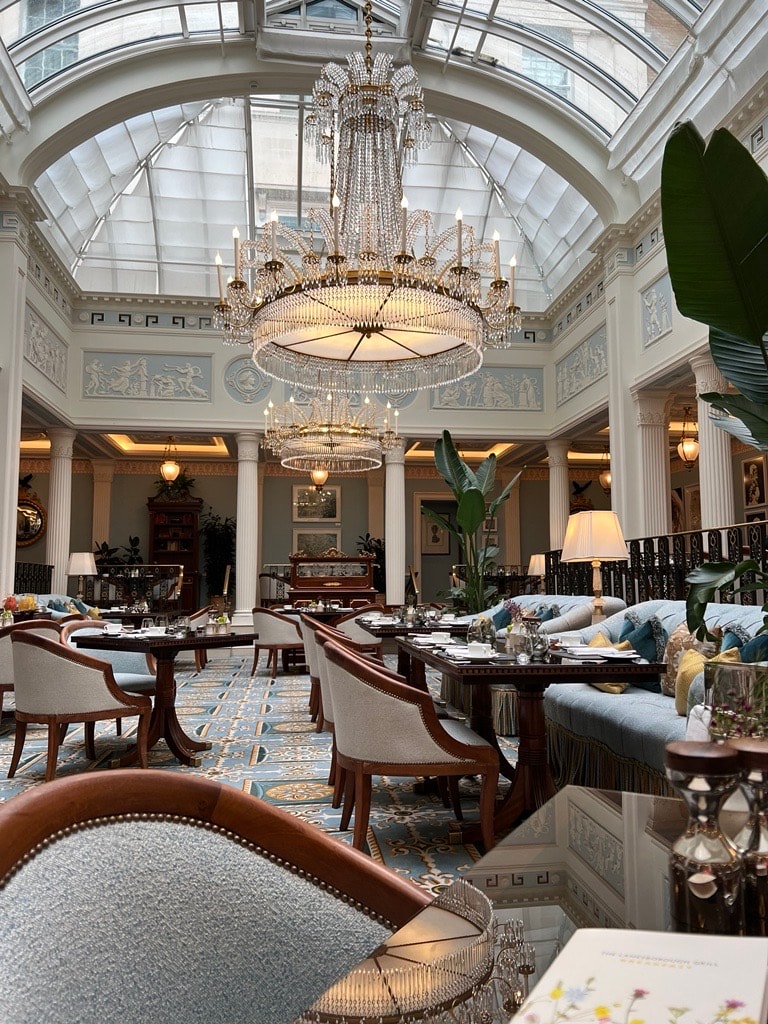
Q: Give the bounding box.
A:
[430,367,543,411]
[24,307,68,392]
[555,324,607,406]
[82,352,212,400]
[641,273,674,347]
[568,803,624,898]
[80,310,214,330]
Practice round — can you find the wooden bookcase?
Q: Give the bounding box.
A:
[147,497,202,612]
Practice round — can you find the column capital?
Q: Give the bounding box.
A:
[384,441,405,466]
[690,351,728,395]
[634,389,673,428]
[90,459,115,484]
[235,432,260,463]
[546,439,570,468]
[47,427,76,459]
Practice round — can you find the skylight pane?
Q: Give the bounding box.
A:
[426,20,482,55]
[19,8,183,88]
[185,1,239,32]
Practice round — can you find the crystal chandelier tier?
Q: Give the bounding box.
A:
[212,1,522,394]
[263,392,401,478]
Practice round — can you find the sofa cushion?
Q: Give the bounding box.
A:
[661,623,716,698]
[622,616,667,669]
[740,633,768,663]
[722,623,752,650]
[675,646,741,716]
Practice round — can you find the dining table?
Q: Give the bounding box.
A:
[72,629,259,767]
[395,637,665,842]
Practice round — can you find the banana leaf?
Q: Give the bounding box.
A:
[702,391,768,449]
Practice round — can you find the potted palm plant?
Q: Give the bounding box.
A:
[422,430,522,615]
[660,121,768,638]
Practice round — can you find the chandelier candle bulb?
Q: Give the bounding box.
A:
[215,252,225,302]
[400,196,408,252]
[232,227,240,278]
[456,208,463,264]
[493,230,500,279]
[509,256,516,301]
[332,193,340,252]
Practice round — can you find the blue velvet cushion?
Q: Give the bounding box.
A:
[48,599,69,613]
[721,623,751,651]
[621,616,668,692]
[492,606,512,630]
[740,633,768,663]
[73,598,90,615]
[533,604,559,623]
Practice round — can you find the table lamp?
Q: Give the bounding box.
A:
[66,551,97,600]
[559,510,628,623]
[526,554,546,593]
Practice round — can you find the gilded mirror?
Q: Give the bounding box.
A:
[17,497,46,547]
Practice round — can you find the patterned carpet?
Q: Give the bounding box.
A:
[0,650,516,896]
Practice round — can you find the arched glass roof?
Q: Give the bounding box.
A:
[1,0,706,303]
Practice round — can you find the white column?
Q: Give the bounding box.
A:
[232,432,260,628]
[546,440,570,550]
[690,352,735,530]
[0,205,29,595]
[46,427,76,595]
[634,390,673,538]
[499,466,522,568]
[91,459,115,548]
[384,441,406,606]
[366,466,385,540]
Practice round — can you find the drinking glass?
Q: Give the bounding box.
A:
[174,616,189,636]
[140,617,154,632]
[155,615,168,632]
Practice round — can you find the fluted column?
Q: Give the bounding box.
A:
[499,466,522,568]
[634,390,673,537]
[232,432,260,628]
[547,440,570,549]
[46,427,76,595]
[384,441,406,606]
[0,206,28,595]
[91,460,115,548]
[690,352,735,529]
[366,466,385,541]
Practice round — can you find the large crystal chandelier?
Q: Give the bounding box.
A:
[212,2,522,394]
[262,392,401,480]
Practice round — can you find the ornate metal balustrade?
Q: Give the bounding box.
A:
[545,521,768,608]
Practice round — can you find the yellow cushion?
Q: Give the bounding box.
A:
[662,623,717,699]
[587,634,629,692]
[86,607,102,619]
[675,647,741,716]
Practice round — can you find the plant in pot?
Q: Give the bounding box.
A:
[661,121,768,737]
[660,120,768,638]
[200,506,236,605]
[423,430,522,615]
[154,468,196,501]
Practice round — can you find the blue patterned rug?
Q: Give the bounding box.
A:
[0,652,515,896]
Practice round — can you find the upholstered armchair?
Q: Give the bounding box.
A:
[250,607,304,677]
[0,619,61,718]
[187,605,211,670]
[9,632,151,782]
[331,605,384,652]
[0,770,430,1023]
[322,639,500,851]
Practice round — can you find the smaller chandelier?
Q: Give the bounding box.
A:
[263,393,400,480]
[160,437,180,482]
[598,447,612,495]
[677,407,699,470]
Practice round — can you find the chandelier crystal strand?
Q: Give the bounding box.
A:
[212,1,522,390]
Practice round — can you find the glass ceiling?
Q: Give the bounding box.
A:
[1,0,703,306]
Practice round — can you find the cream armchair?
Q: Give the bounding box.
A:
[9,632,151,782]
[0,619,61,717]
[250,607,304,677]
[322,639,499,851]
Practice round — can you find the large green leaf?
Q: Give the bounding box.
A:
[660,122,768,346]
[710,326,768,405]
[703,391,768,449]
[434,431,475,497]
[456,489,487,536]
[473,455,497,497]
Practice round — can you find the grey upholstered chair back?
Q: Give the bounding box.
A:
[299,614,321,681]
[0,771,430,1024]
[251,607,303,644]
[60,621,155,678]
[0,620,60,688]
[314,629,336,728]
[12,635,128,717]
[334,613,377,645]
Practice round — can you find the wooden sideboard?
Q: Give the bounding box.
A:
[287,549,377,604]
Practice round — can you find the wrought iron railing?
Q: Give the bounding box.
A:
[545,520,768,608]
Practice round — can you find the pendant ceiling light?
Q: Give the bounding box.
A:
[598,447,612,495]
[262,393,401,484]
[159,436,180,482]
[677,407,699,470]
[212,1,521,394]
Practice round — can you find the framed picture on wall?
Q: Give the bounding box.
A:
[684,484,702,532]
[292,529,341,556]
[292,485,340,522]
[421,518,450,555]
[743,455,767,509]
[483,516,498,533]
[746,507,767,523]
